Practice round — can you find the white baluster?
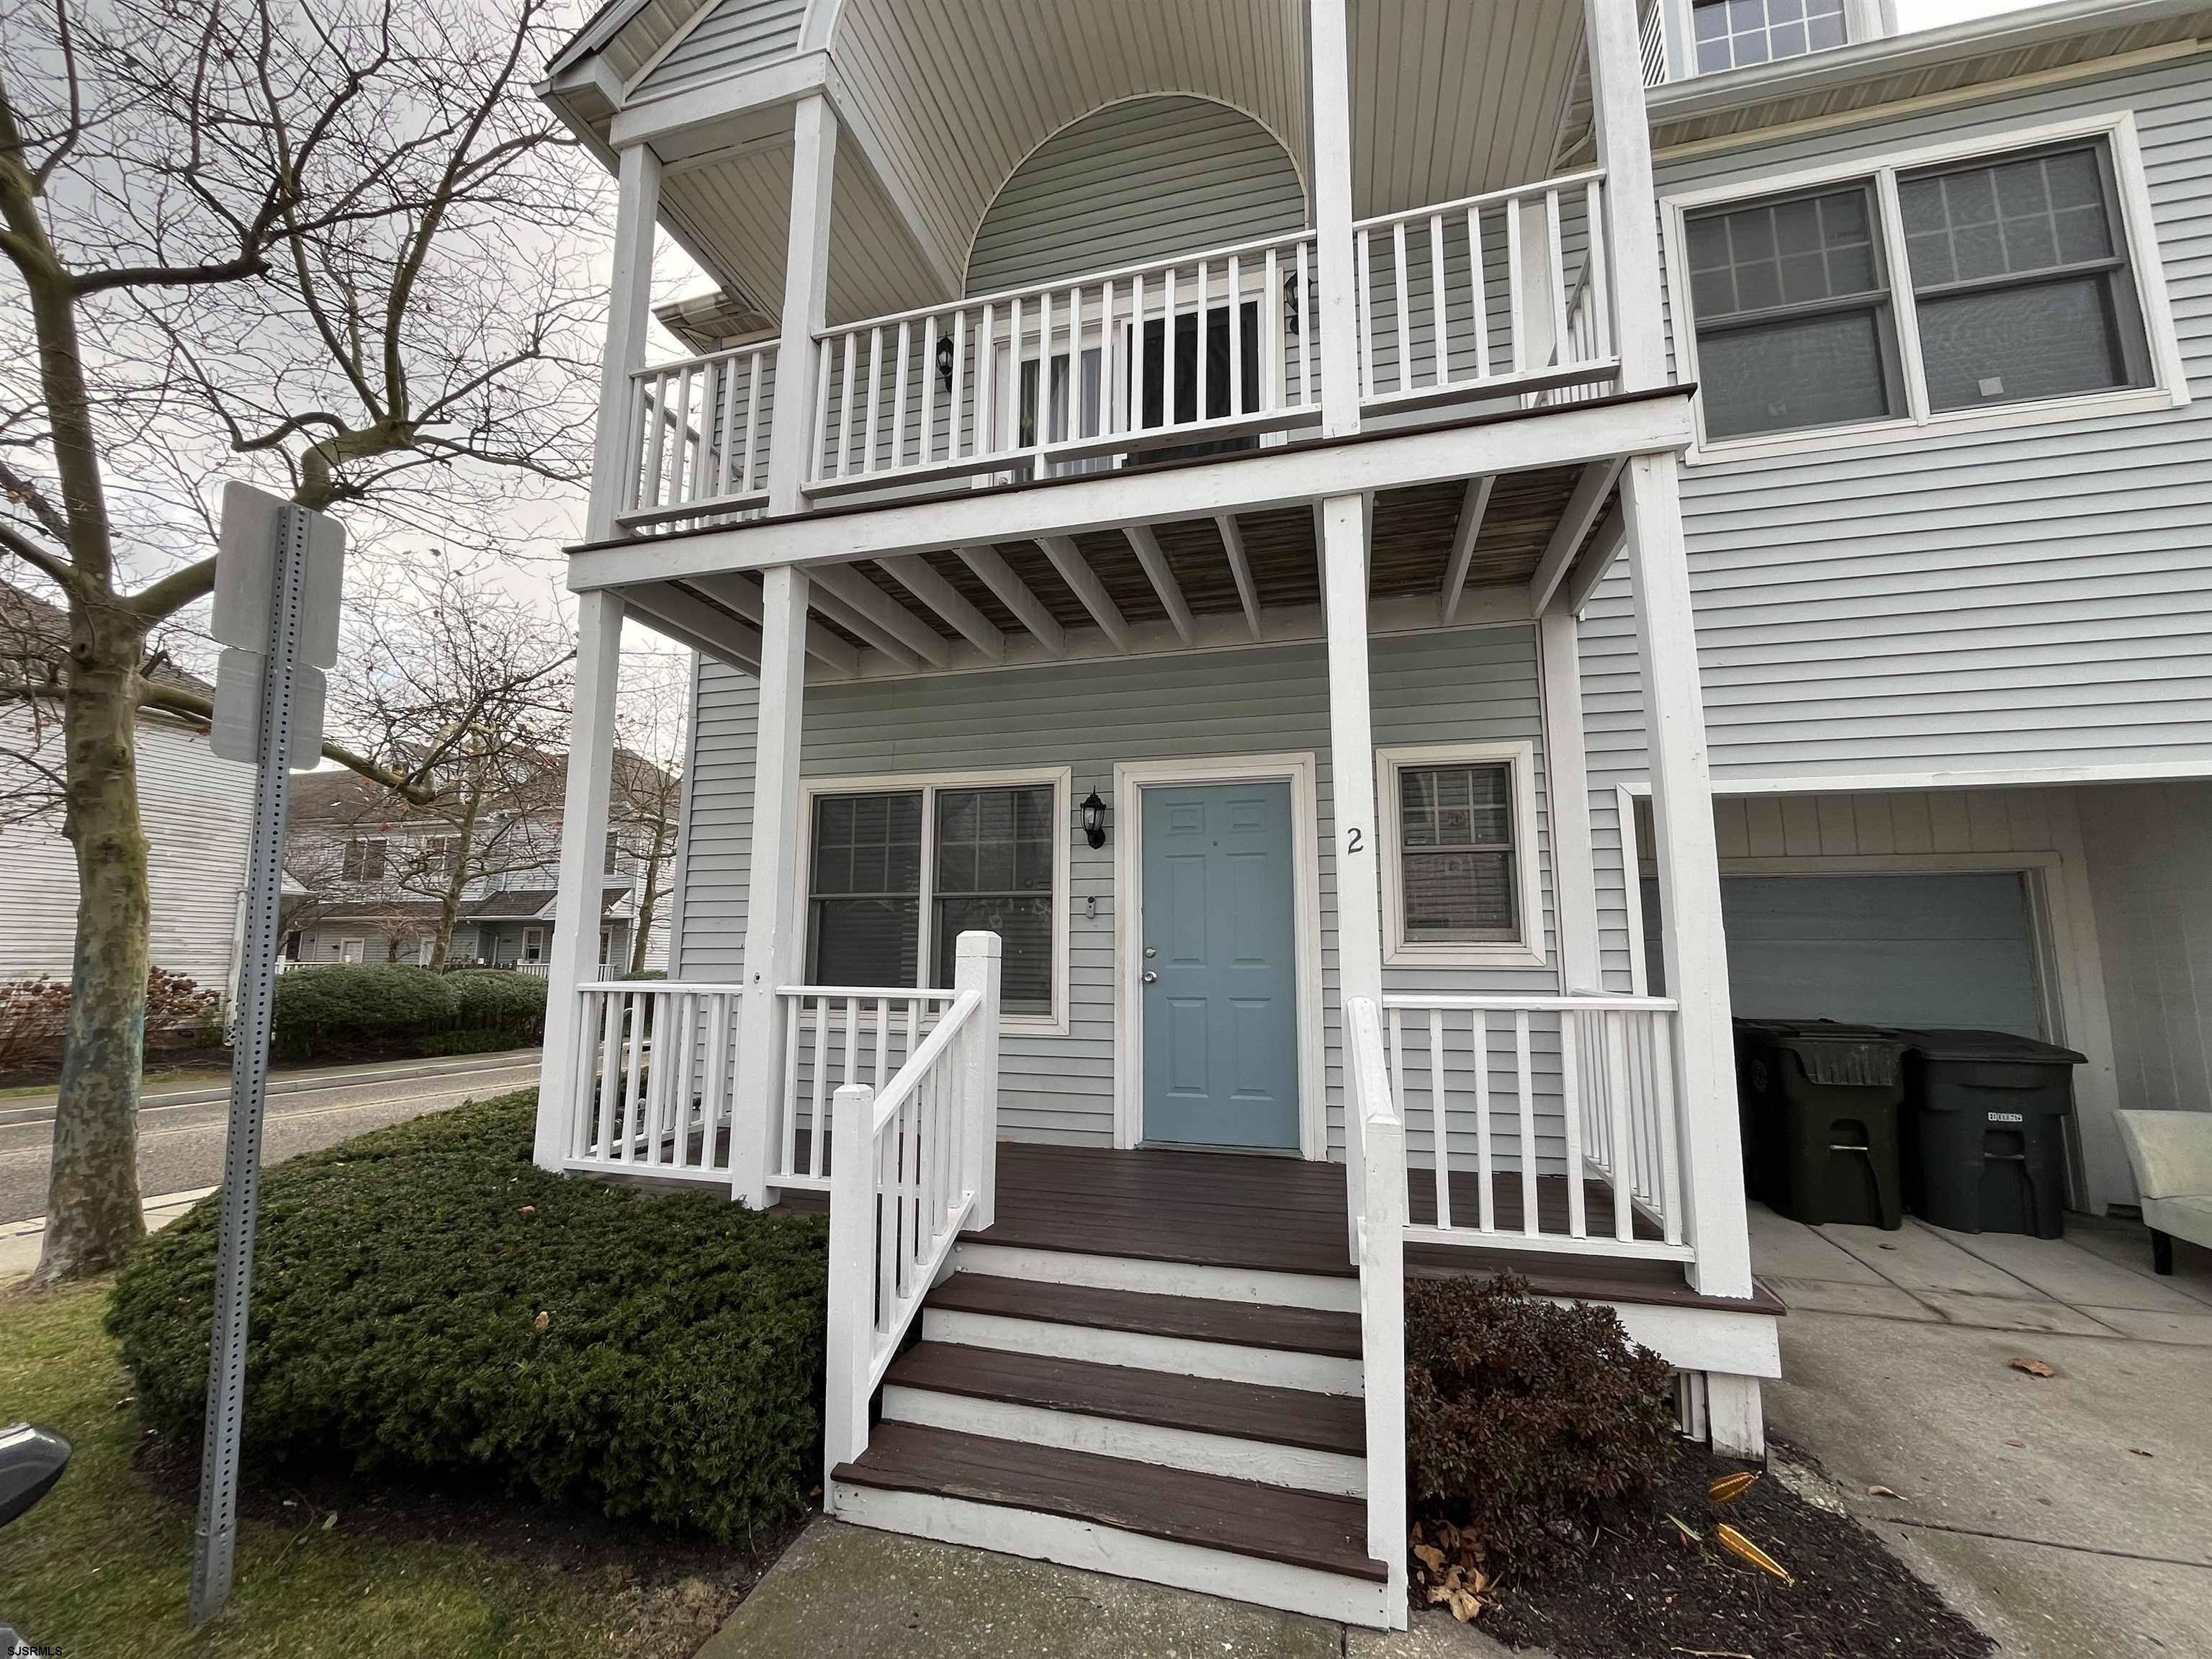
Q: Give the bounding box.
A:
[1560,1010,1586,1239]
[1355,228,1374,400]
[920,313,938,466]
[1429,1009,1450,1231]
[1391,218,1411,396]
[1506,202,1526,379]
[1606,1010,1636,1244]
[1514,1010,1537,1238]
[891,319,911,470]
[1227,254,1242,418]
[1468,207,1491,382]
[1473,1010,1495,1231]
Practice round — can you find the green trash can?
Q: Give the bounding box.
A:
[1733,1019,1907,1230]
[1894,1028,2084,1239]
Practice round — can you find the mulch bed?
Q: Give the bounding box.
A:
[1476,1437,1992,1659]
[134,1429,806,1659]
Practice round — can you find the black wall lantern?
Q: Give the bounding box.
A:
[1080,790,1109,850]
[935,333,956,391]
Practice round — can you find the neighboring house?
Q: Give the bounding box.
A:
[281,755,675,975]
[0,581,255,999]
[530,0,2211,1628]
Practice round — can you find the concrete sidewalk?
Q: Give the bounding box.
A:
[697,1521,1519,1659]
[1753,1204,2212,1658]
[0,1048,541,1128]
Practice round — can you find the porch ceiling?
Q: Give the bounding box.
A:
[636,458,1622,678]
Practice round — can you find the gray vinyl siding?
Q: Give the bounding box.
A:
[1581,56,2212,990]
[965,98,1308,297]
[675,628,1565,1156]
[631,0,806,103]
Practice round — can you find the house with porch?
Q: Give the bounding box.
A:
[532,0,2212,1629]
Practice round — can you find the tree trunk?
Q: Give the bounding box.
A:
[628,817,671,976]
[428,786,482,971]
[32,611,150,1287]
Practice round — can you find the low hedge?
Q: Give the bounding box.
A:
[271,963,546,1061]
[107,1091,828,1543]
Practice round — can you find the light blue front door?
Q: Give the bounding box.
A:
[1141,781,1299,1148]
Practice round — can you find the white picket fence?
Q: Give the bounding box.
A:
[1378,993,1691,1262]
[823,933,1002,1497]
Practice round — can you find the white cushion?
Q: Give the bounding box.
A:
[2114,1110,2212,1202]
[2143,1195,2212,1250]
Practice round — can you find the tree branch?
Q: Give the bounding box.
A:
[135,680,436,804]
[123,554,216,621]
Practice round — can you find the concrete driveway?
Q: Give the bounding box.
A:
[1753,1203,2212,1658]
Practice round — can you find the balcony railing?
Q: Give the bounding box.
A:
[1352,170,1617,412]
[806,226,1323,498]
[608,171,1619,532]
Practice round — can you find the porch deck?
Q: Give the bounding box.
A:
[781,1141,1774,1315]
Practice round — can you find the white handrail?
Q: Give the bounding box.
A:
[1381,992,1678,1012]
[823,933,1002,1501]
[1345,995,1408,1620]
[772,986,958,1190]
[1349,167,1609,233]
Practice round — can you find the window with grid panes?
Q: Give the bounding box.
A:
[1686,183,1902,439]
[1693,0,1847,73]
[1397,763,1519,940]
[932,786,1055,1014]
[805,781,1060,1017]
[1898,143,2152,412]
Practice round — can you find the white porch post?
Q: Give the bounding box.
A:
[956,931,1002,1231]
[1539,602,1602,994]
[1307,0,1362,437]
[588,143,662,543]
[1584,0,1666,393]
[1320,493,1384,1030]
[1624,454,1753,1306]
[766,92,838,516]
[729,567,809,1208]
[534,590,625,1170]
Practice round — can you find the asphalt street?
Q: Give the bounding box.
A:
[0,1054,544,1226]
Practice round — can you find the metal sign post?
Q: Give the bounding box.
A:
[190,484,343,1625]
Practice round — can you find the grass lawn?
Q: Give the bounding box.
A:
[0,1279,637,1658]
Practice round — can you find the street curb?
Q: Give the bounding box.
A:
[0,1050,541,1130]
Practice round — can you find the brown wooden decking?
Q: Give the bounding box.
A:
[760,1141,1783,1316]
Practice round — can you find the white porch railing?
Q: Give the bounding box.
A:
[618,342,776,529]
[562,980,743,1182]
[824,933,1002,1495]
[1344,996,1409,1625]
[1352,170,1617,412]
[806,228,1322,497]
[1379,993,1691,1263]
[771,986,963,1192]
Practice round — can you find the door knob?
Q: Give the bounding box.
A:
[1141,971,1159,984]
[1143,945,1156,958]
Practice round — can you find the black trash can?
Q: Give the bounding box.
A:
[1733,1020,1907,1230]
[1894,1028,2084,1239]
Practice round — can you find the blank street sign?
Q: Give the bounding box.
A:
[211,481,345,668]
[210,649,325,770]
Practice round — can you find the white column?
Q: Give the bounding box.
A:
[1307,0,1362,437]
[729,565,809,1208]
[534,590,625,1170]
[765,93,838,516]
[1623,454,1752,1299]
[588,144,662,542]
[1539,602,1602,994]
[1583,0,1666,392]
[1321,495,1382,1013]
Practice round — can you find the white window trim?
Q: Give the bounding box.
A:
[1377,740,1547,971]
[1665,109,2190,465]
[793,765,1074,1037]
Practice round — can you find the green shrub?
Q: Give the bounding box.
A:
[1405,1274,1676,1571]
[271,963,461,1061]
[442,968,549,1044]
[107,1092,827,1543]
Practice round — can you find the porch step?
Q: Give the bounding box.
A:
[830,1422,1390,1624]
[882,1341,1367,1494]
[922,1272,1364,1394]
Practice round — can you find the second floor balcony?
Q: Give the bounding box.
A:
[616,167,1621,533]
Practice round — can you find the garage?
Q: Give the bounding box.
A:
[1718,873,2045,1038]
[1639,869,2048,1039]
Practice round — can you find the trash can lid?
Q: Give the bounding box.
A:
[1893,1027,2087,1066]
[1733,1018,1905,1087]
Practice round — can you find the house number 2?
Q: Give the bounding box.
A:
[1345,827,1364,855]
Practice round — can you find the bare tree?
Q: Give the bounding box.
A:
[0,0,603,1285]
[318,559,574,970]
[613,652,688,975]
